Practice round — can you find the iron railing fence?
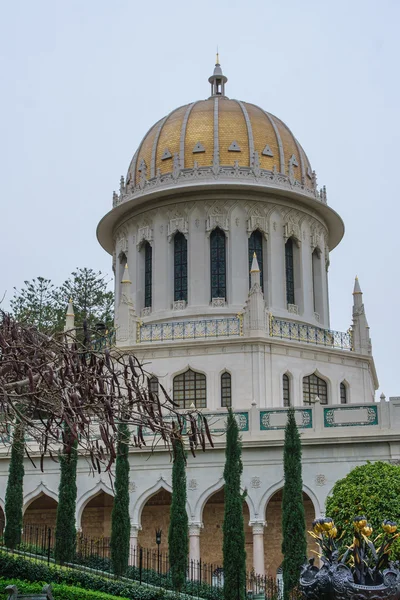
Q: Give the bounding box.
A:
[0,523,299,599]
[138,316,242,343]
[270,316,353,351]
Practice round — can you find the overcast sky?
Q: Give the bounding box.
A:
[1,0,398,398]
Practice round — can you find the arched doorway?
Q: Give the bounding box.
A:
[81,491,114,540]
[265,490,315,577]
[138,489,172,553]
[201,488,252,570]
[23,493,58,530]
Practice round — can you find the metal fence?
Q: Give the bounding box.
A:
[0,523,299,599]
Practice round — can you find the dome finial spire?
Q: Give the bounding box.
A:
[208,52,228,97]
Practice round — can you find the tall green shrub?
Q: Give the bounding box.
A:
[54,433,78,563]
[282,407,306,600]
[4,423,25,549]
[326,461,400,559]
[223,410,246,600]
[168,438,188,591]
[110,422,131,576]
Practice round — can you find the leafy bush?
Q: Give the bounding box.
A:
[0,578,131,600]
[0,552,170,600]
[325,461,400,559]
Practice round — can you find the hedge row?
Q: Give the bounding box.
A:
[0,578,131,600]
[0,552,174,600]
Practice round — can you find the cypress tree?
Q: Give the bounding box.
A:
[54,433,78,564]
[168,438,188,591]
[110,422,131,576]
[4,423,25,550]
[282,407,306,600]
[223,410,246,600]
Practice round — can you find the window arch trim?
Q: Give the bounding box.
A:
[340,381,348,404]
[302,372,328,405]
[283,372,291,407]
[210,227,227,301]
[173,368,207,409]
[221,371,232,408]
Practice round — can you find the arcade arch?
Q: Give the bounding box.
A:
[23,493,58,530]
[81,491,114,539]
[265,489,315,577]
[138,488,172,553]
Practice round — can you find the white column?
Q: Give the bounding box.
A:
[268,212,285,311]
[129,523,141,566]
[251,521,266,576]
[188,523,202,579]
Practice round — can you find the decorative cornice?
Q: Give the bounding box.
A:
[113,164,326,209]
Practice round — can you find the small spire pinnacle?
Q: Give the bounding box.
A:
[121,263,131,284]
[208,53,228,97]
[250,252,260,273]
[353,276,362,295]
[66,298,74,317]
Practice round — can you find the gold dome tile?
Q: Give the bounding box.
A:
[184,99,214,169]
[245,103,280,173]
[156,105,187,175]
[219,99,249,167]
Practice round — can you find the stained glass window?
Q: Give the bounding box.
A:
[221,372,232,408]
[144,242,152,308]
[283,374,290,407]
[173,369,206,409]
[174,232,188,302]
[248,230,263,290]
[340,382,347,404]
[210,228,226,300]
[285,238,295,306]
[303,373,328,405]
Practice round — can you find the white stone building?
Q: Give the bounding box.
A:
[1,58,399,577]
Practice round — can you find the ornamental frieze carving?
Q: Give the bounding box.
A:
[283,214,301,244]
[247,216,268,239]
[137,224,153,247]
[167,217,188,240]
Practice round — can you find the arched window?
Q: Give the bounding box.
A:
[174,232,188,302]
[149,376,159,396]
[144,242,152,308]
[210,228,226,300]
[248,230,263,290]
[173,369,206,409]
[340,382,347,404]
[285,238,295,305]
[303,373,328,405]
[221,372,232,408]
[283,374,290,407]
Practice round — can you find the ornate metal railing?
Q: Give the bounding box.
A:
[90,329,116,351]
[270,316,352,351]
[137,316,243,343]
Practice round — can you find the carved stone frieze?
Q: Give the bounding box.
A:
[211,297,226,308]
[173,300,186,310]
[137,224,153,247]
[168,217,188,240]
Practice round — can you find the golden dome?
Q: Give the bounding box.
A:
[126,97,313,191]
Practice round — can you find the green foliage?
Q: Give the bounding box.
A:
[10,277,58,332]
[0,578,131,600]
[4,423,25,549]
[55,435,78,564]
[54,267,114,335]
[325,461,400,559]
[10,268,114,336]
[0,551,171,600]
[168,438,188,591]
[110,422,131,576]
[223,410,246,600]
[281,407,306,600]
